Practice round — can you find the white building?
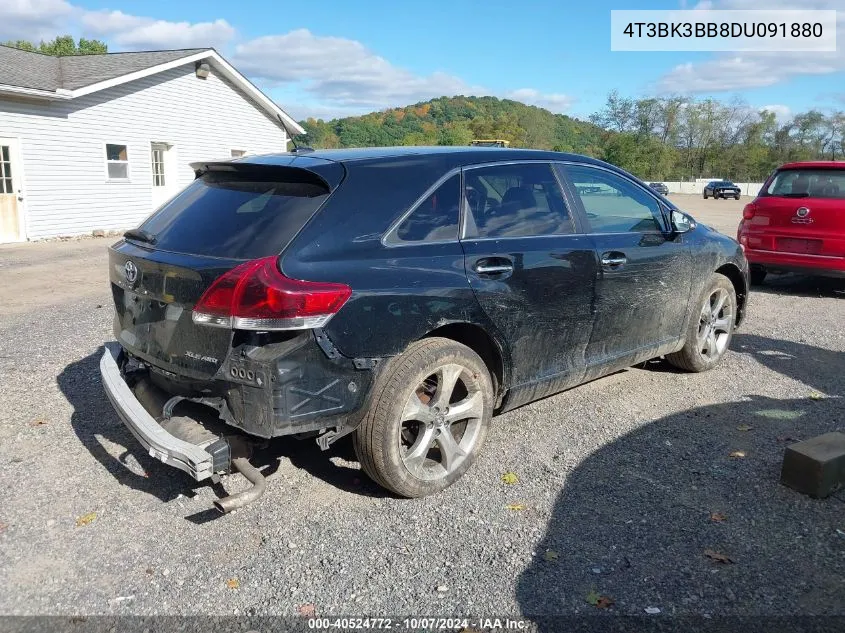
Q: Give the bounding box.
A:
[0,46,304,242]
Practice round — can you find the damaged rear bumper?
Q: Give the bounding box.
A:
[100,342,221,481]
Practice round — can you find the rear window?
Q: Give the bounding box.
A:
[763,169,845,199]
[137,169,330,259]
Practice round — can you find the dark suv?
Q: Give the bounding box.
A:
[101,147,749,509]
[703,180,741,200]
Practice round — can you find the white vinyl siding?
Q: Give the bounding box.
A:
[0,63,288,239]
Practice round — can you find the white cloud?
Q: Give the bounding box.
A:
[505,88,574,114]
[760,104,792,122]
[658,0,845,93]
[231,29,485,110]
[0,1,234,50]
[80,10,235,50]
[0,4,572,118]
[232,30,573,114]
[0,0,74,42]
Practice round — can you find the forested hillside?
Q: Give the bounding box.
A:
[299,96,606,156]
[299,93,845,182]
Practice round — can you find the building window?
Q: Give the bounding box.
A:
[151,144,166,187]
[231,149,247,158]
[0,145,13,194]
[106,144,129,180]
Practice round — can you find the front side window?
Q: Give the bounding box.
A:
[463,162,573,238]
[565,165,663,234]
[392,173,461,243]
[106,143,129,180]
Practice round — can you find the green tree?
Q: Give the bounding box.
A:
[438,122,474,146]
[2,35,107,56]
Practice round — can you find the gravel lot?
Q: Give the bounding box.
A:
[1,194,844,623]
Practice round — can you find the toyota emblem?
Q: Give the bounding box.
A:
[124,260,139,285]
[796,207,810,218]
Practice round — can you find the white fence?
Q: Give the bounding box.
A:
[658,181,764,197]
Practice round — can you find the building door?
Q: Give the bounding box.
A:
[150,142,178,210]
[0,138,26,243]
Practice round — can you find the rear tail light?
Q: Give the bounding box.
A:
[192,256,351,331]
[742,203,756,220]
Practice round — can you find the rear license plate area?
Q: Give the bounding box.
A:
[777,238,822,255]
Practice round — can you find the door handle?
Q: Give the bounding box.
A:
[600,252,627,267]
[473,257,514,276]
[475,263,513,274]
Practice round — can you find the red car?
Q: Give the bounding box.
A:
[737,161,845,284]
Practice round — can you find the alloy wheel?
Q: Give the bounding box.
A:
[697,288,733,360]
[399,363,485,481]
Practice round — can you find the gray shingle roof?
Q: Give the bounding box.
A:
[0,46,60,91]
[0,46,210,92]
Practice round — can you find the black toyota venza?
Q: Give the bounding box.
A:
[101,147,749,509]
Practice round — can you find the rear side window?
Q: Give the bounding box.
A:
[763,169,845,199]
[463,163,573,238]
[392,174,461,243]
[138,170,330,259]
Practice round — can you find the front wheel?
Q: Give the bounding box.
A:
[666,273,736,373]
[354,337,493,498]
[703,192,708,199]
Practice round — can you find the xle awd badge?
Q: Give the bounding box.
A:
[124,260,139,285]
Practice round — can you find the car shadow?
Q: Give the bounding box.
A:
[57,348,193,503]
[753,274,845,299]
[58,348,388,515]
[516,336,845,625]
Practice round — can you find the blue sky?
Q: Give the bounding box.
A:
[3,0,844,123]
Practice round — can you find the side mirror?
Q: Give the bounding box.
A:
[670,209,695,233]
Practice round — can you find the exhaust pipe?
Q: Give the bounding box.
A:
[213,457,266,514]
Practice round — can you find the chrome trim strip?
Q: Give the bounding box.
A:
[747,248,843,260]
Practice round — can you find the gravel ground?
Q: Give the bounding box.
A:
[1,197,844,624]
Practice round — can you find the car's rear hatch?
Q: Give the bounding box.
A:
[745,167,845,257]
[109,159,343,380]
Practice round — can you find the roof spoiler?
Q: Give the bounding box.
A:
[189,160,332,189]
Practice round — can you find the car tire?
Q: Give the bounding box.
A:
[750,266,767,285]
[666,273,736,373]
[703,192,708,199]
[734,195,740,200]
[353,337,494,498]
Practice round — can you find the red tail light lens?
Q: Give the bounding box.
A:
[742,203,756,220]
[192,256,352,331]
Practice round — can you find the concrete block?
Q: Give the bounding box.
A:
[780,432,845,499]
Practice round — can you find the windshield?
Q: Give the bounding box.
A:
[763,168,845,199]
